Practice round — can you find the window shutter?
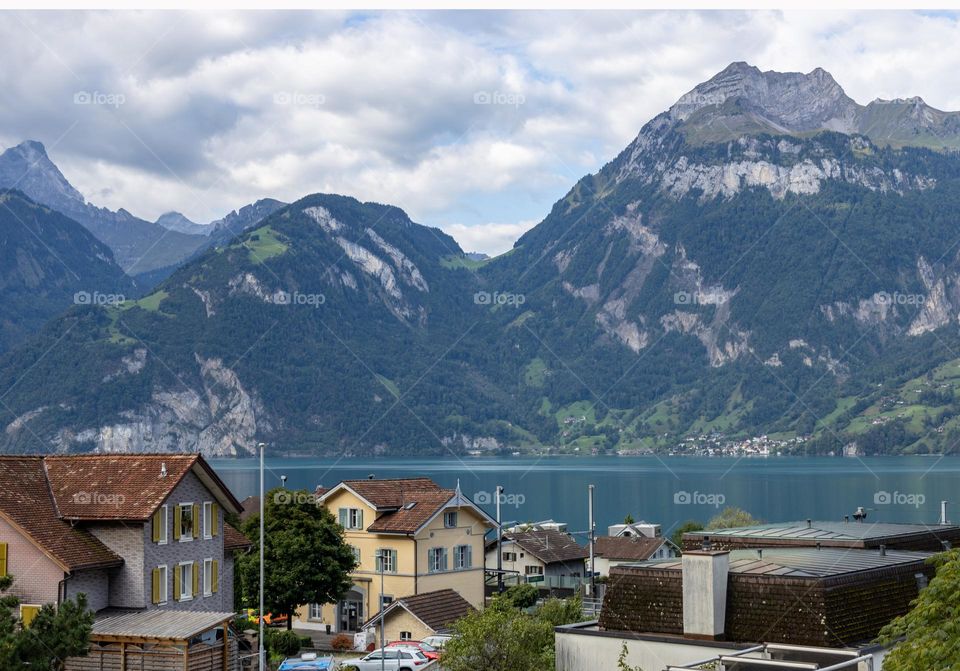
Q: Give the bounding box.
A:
[212,503,220,536]
[466,545,473,568]
[358,509,363,529]
[174,506,182,541]
[152,510,161,543]
[20,605,40,628]
[151,568,160,604]
[173,566,181,601]
[193,504,201,539]
[192,561,199,596]
[338,508,348,527]
[442,548,448,571]
[212,560,219,593]
[0,542,7,576]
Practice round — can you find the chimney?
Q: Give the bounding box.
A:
[806,519,812,529]
[682,550,729,640]
[879,544,886,557]
[160,462,167,478]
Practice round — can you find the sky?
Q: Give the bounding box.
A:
[2,9,960,255]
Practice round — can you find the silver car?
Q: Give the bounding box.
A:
[344,648,430,671]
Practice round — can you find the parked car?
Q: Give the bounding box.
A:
[386,640,439,660]
[343,648,430,670]
[278,653,335,670]
[420,634,452,650]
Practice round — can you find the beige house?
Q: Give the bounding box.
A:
[294,477,495,633]
[362,588,474,646]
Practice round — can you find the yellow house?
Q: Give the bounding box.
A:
[294,477,495,633]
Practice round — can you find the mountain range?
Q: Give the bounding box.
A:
[4,63,960,457]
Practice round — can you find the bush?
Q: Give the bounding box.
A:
[504,583,539,609]
[300,635,313,648]
[331,634,355,651]
[267,629,302,657]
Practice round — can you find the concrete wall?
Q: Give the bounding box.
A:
[65,569,110,613]
[0,515,63,606]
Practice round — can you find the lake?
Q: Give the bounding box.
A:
[209,455,960,537]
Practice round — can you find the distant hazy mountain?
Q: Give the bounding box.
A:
[155,211,211,236]
[6,64,960,457]
[0,189,134,353]
[0,141,207,274]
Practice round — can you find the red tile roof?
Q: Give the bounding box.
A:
[366,490,456,533]
[595,536,667,561]
[505,530,589,564]
[0,457,122,571]
[223,522,252,552]
[341,478,444,509]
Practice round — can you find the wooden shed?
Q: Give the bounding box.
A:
[64,610,239,671]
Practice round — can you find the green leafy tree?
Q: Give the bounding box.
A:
[707,507,760,530]
[535,595,583,627]
[671,520,705,550]
[623,514,635,524]
[503,583,539,609]
[443,598,555,671]
[876,549,960,669]
[237,487,357,630]
[0,574,94,669]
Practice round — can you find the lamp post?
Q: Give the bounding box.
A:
[376,549,386,671]
[496,485,504,593]
[258,441,266,671]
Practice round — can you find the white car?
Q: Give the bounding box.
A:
[343,648,430,670]
[420,635,452,650]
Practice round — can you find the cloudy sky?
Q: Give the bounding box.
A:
[2,9,960,255]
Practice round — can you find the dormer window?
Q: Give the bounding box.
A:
[444,511,458,528]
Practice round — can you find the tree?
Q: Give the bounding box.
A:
[503,583,539,609]
[442,598,555,671]
[707,507,760,530]
[237,487,357,629]
[876,549,960,669]
[0,574,94,670]
[623,513,635,524]
[671,520,705,550]
[535,595,583,627]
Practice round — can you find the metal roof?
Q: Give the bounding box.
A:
[690,521,958,542]
[625,547,931,578]
[92,610,235,640]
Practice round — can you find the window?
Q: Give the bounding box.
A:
[428,547,448,573]
[525,565,544,576]
[203,502,213,539]
[152,506,168,545]
[502,551,517,562]
[400,631,412,641]
[309,604,323,621]
[176,562,194,601]
[444,511,458,528]
[152,565,168,605]
[350,545,361,564]
[338,507,364,530]
[203,558,214,596]
[176,503,195,541]
[376,549,397,573]
[454,544,472,569]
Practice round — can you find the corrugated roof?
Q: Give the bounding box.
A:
[0,457,122,571]
[92,609,235,640]
[624,547,931,578]
[688,521,960,543]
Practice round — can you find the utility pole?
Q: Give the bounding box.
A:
[377,550,386,671]
[258,441,266,671]
[496,485,504,594]
[588,484,595,598]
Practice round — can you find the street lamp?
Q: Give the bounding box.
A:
[376,549,386,671]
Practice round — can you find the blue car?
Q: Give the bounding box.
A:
[279,653,335,670]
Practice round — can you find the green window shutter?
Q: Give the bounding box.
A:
[358,509,364,529]
[192,561,199,596]
[193,504,201,539]
[212,560,219,593]
[0,542,7,576]
[466,545,473,568]
[151,568,160,604]
[174,506,182,541]
[173,566,181,601]
[212,503,220,536]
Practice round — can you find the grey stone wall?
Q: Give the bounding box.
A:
[64,569,110,613]
[87,523,145,608]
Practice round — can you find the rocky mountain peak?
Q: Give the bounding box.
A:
[0,139,87,206]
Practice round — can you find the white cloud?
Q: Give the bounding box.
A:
[445,220,540,257]
[2,10,960,252]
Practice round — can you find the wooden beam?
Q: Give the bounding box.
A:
[223,623,229,671]
[119,641,125,671]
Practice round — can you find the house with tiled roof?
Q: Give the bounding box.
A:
[293,477,495,634]
[0,454,250,623]
[486,529,589,587]
[594,536,674,577]
[361,587,475,646]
